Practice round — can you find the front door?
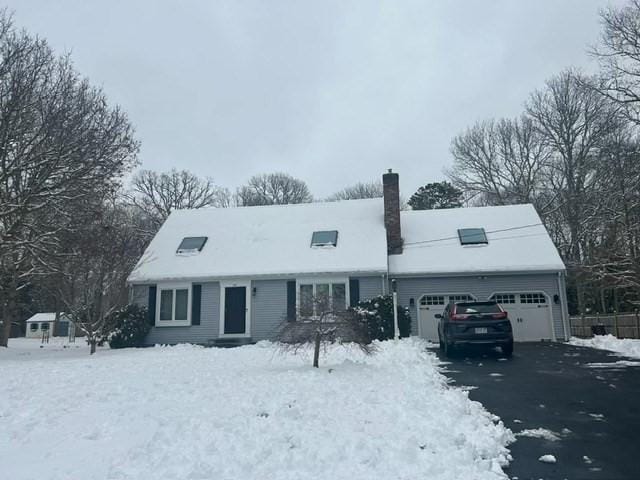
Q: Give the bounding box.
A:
[224,286,247,334]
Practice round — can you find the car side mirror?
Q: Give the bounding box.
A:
[435,314,442,319]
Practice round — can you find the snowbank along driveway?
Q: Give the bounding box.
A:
[1,338,513,480]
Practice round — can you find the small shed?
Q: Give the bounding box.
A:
[25,313,73,338]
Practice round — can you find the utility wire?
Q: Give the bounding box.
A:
[403,222,544,247]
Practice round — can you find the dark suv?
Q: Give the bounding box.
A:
[436,301,513,357]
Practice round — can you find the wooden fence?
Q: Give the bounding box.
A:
[569,312,640,339]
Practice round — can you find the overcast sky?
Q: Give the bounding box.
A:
[6,0,625,197]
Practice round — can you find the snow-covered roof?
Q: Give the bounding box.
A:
[128,198,388,283]
[389,204,565,275]
[26,313,69,323]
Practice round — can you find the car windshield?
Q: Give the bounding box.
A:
[456,303,501,314]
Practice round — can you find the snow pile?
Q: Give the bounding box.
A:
[0,338,513,480]
[538,454,557,464]
[515,428,560,441]
[570,335,640,359]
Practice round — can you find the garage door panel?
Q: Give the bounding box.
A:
[491,292,552,342]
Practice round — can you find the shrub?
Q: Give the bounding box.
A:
[104,304,150,349]
[351,295,412,341]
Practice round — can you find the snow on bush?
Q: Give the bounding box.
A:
[351,295,412,340]
[0,338,514,480]
[103,304,150,349]
[570,334,640,359]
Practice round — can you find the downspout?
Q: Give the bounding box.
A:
[557,271,570,341]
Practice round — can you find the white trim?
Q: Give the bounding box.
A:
[156,283,192,327]
[295,276,350,317]
[219,280,251,338]
[416,292,477,338]
[487,289,555,341]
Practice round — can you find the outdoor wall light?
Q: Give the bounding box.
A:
[252,287,257,296]
[409,298,415,307]
[553,294,560,304]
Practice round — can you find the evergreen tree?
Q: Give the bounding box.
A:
[408,182,463,210]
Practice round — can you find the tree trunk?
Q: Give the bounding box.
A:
[90,340,97,355]
[313,332,321,368]
[0,286,18,347]
[0,303,12,347]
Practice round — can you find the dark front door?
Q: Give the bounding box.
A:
[224,287,246,334]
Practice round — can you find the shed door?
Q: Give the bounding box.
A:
[418,294,474,342]
[491,292,552,341]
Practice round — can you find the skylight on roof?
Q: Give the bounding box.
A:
[311,230,338,247]
[458,228,488,246]
[177,236,208,253]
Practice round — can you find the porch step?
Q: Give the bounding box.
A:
[207,338,254,348]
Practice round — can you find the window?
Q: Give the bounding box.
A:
[455,302,502,314]
[520,293,546,304]
[449,294,474,303]
[420,296,445,306]
[311,230,338,247]
[176,236,208,254]
[40,322,49,331]
[157,286,191,325]
[30,323,38,332]
[492,294,516,304]
[298,280,348,317]
[458,228,488,245]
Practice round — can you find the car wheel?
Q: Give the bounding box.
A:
[502,341,514,357]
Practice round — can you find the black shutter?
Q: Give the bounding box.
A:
[148,285,157,324]
[191,284,202,325]
[286,281,296,321]
[349,278,360,307]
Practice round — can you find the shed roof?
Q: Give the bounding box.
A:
[26,313,69,323]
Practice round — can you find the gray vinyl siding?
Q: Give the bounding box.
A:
[131,275,386,345]
[394,273,567,340]
[357,276,385,301]
[142,282,221,345]
[251,280,288,341]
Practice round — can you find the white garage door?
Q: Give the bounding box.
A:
[490,292,553,341]
[418,294,474,342]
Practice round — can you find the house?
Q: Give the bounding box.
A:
[25,313,74,339]
[128,170,568,345]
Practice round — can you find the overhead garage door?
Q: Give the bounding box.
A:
[490,292,553,341]
[418,294,474,342]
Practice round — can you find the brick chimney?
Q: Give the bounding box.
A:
[383,169,402,254]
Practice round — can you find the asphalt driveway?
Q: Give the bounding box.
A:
[434,342,640,480]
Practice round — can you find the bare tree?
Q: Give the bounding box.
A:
[326,181,383,201]
[278,295,373,368]
[130,169,231,233]
[591,0,640,124]
[236,172,312,206]
[56,194,147,354]
[448,116,550,208]
[526,71,621,265]
[0,12,139,347]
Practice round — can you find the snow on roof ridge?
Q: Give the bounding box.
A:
[403,203,535,215]
[171,197,383,215]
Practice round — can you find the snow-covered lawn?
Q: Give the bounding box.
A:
[1,338,513,480]
[570,334,640,359]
